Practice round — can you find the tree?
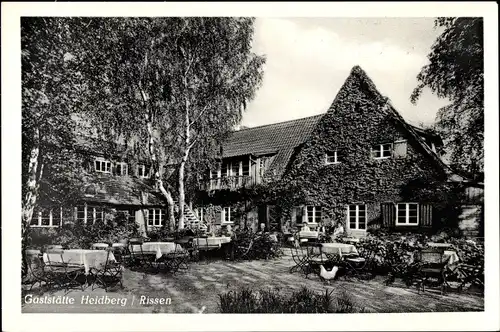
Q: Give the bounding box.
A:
[75,18,265,229]
[21,18,89,273]
[411,17,483,178]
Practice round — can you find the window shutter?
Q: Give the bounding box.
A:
[393,140,407,159]
[381,203,395,228]
[420,203,433,227]
[293,206,303,227]
[215,210,222,225]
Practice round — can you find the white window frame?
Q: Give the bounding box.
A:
[305,206,322,224]
[222,207,233,224]
[371,143,393,159]
[147,209,164,227]
[396,203,419,226]
[75,204,104,224]
[31,208,62,227]
[347,204,367,231]
[115,162,128,176]
[94,158,111,173]
[325,151,340,165]
[137,164,150,179]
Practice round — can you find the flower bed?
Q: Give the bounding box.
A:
[338,231,484,282]
[232,229,283,260]
[218,286,366,313]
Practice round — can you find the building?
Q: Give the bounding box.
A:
[195,66,480,237]
[30,65,482,239]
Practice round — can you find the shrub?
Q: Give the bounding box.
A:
[232,229,283,260]
[27,212,140,249]
[348,231,484,280]
[218,286,365,313]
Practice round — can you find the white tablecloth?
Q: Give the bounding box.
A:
[129,242,182,259]
[194,237,231,249]
[299,231,319,239]
[444,250,460,267]
[43,249,115,274]
[428,242,454,249]
[319,243,359,256]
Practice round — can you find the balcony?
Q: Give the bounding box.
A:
[204,175,257,191]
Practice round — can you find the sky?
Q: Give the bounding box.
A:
[241,17,450,129]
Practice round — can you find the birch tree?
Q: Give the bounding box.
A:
[22,17,85,241]
[77,18,265,229]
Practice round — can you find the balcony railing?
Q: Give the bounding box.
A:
[203,175,256,191]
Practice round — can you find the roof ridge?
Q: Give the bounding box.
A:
[234,114,324,133]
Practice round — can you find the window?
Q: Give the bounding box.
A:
[306,206,322,224]
[231,162,240,177]
[371,143,393,159]
[325,151,340,164]
[75,205,104,224]
[348,204,367,230]
[115,162,128,176]
[242,160,250,176]
[147,209,164,227]
[221,162,228,178]
[76,205,86,223]
[137,164,150,178]
[30,208,62,227]
[222,207,233,224]
[95,158,111,173]
[396,203,419,225]
[259,157,268,169]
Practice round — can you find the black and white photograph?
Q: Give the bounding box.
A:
[2,2,499,331]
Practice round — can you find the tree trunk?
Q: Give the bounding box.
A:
[140,86,176,230]
[22,128,43,276]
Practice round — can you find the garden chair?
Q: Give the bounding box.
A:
[457,263,484,293]
[339,249,374,281]
[159,244,190,274]
[289,245,314,277]
[304,243,328,278]
[234,236,255,261]
[127,238,151,270]
[91,247,123,291]
[43,249,87,292]
[414,248,450,295]
[111,241,128,263]
[23,249,49,291]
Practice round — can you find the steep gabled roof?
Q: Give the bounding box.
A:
[344,66,463,182]
[217,65,463,183]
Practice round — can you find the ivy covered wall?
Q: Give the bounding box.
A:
[280,66,459,232]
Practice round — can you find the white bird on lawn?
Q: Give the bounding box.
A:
[319,265,339,284]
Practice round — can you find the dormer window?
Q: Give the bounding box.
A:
[115,162,128,176]
[94,158,111,173]
[325,151,341,164]
[137,164,150,178]
[371,143,392,159]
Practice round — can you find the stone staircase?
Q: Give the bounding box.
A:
[174,201,204,230]
[184,205,203,229]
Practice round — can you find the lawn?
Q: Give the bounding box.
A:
[22,252,484,313]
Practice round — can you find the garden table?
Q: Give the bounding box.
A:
[194,237,231,250]
[427,242,454,249]
[43,249,116,275]
[299,231,319,239]
[319,243,359,256]
[129,242,183,259]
